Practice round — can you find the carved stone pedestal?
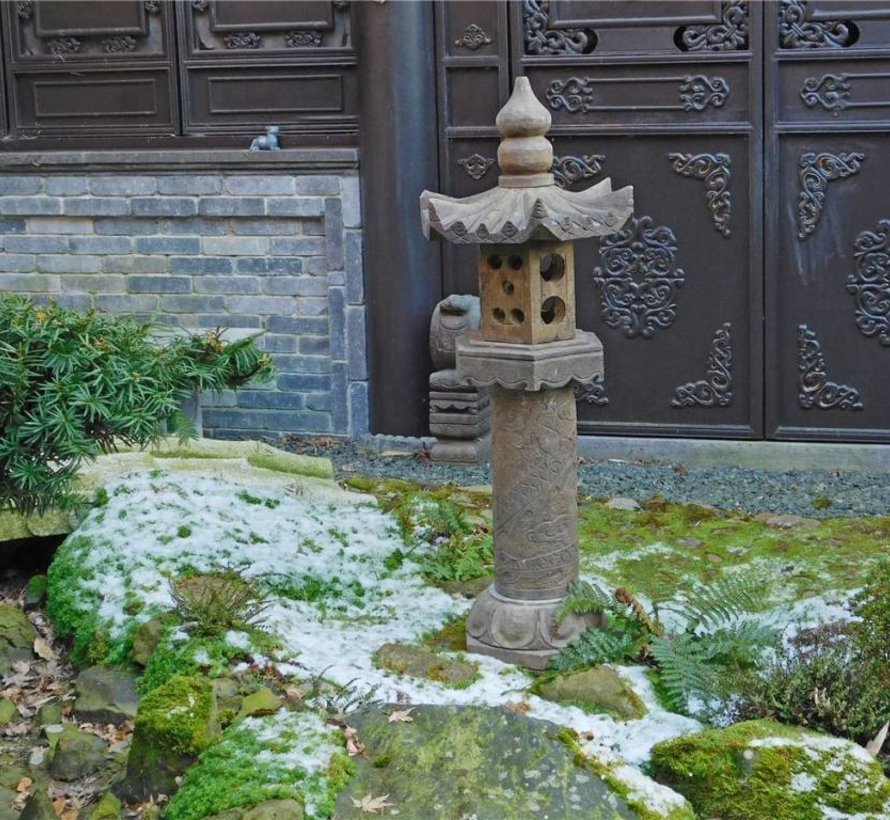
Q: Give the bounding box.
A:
[459,334,603,669]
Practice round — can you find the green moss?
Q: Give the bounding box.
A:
[164,712,351,820]
[139,628,269,693]
[553,724,694,819]
[577,499,890,602]
[136,675,219,758]
[651,720,890,820]
[420,614,468,652]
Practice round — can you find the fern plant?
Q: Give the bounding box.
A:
[0,296,275,513]
[550,575,777,717]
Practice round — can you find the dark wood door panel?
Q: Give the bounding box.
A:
[767,131,890,442]
[565,133,760,438]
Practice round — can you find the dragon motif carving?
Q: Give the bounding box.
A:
[679,76,730,112]
[224,31,261,49]
[677,0,749,51]
[455,24,492,50]
[668,152,732,237]
[47,37,80,55]
[285,31,322,47]
[798,326,863,410]
[798,152,864,239]
[523,0,596,55]
[457,154,496,181]
[592,216,685,339]
[779,0,858,49]
[546,78,596,113]
[102,35,137,53]
[551,154,604,189]
[800,74,852,111]
[672,323,733,408]
[847,219,890,346]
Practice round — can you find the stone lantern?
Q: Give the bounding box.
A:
[420,77,633,669]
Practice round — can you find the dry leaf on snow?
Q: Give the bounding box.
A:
[504,701,531,713]
[52,796,66,816]
[386,708,414,723]
[15,777,32,793]
[351,792,394,814]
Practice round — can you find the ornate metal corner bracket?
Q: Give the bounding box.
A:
[798,325,863,410]
[574,377,609,406]
[668,152,732,237]
[676,0,749,51]
[779,0,858,49]
[848,219,890,346]
[798,152,864,239]
[523,0,597,55]
[592,215,685,340]
[672,323,733,408]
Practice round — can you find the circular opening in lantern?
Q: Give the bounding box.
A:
[502,280,515,295]
[508,255,523,271]
[540,253,565,282]
[492,307,506,324]
[487,254,503,270]
[540,296,565,325]
[510,308,525,324]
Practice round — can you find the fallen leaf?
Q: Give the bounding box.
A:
[52,796,65,816]
[61,811,78,820]
[351,793,394,814]
[387,708,414,723]
[344,724,365,756]
[866,721,889,757]
[33,637,55,661]
[15,777,32,793]
[504,701,531,713]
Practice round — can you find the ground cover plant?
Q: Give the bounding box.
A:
[0,295,274,513]
[4,467,888,818]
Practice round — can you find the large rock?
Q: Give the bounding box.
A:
[88,792,122,819]
[651,719,890,820]
[374,643,478,688]
[122,675,219,801]
[0,604,36,679]
[131,617,164,667]
[74,667,139,726]
[49,723,108,781]
[19,790,57,820]
[335,704,636,819]
[533,666,647,720]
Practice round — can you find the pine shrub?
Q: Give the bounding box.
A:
[0,295,274,513]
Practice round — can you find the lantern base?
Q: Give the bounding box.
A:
[465,585,604,671]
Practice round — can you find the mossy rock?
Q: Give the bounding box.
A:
[48,723,108,781]
[233,687,282,723]
[122,675,219,801]
[335,704,637,819]
[74,667,140,726]
[0,698,16,725]
[36,700,63,726]
[651,719,890,820]
[374,643,478,688]
[88,792,122,819]
[24,575,47,611]
[532,666,647,720]
[0,604,36,651]
[206,800,304,820]
[132,617,164,667]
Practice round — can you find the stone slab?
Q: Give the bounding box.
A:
[456,330,603,391]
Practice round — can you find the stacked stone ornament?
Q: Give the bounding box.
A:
[420,77,634,669]
[428,295,491,463]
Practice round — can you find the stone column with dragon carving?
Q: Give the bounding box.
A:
[419,77,634,669]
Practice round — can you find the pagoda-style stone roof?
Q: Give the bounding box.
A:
[420,77,633,245]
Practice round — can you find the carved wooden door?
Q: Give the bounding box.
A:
[437,0,890,443]
[766,1,890,443]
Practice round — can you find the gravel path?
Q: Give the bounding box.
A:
[281,437,888,519]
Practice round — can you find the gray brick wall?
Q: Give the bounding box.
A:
[0,171,368,438]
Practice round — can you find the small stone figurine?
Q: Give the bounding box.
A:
[250,125,281,151]
[428,294,491,463]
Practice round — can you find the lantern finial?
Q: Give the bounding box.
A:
[496,77,553,184]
